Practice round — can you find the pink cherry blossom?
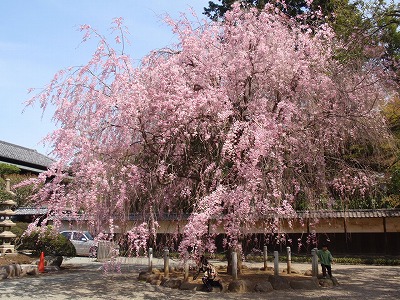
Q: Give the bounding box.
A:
[24,5,396,255]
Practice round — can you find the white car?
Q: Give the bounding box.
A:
[60,230,97,257]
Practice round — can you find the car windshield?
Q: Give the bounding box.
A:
[84,231,94,240]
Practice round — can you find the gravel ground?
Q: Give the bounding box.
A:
[0,257,399,299]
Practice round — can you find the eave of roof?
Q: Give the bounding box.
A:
[0,140,54,171]
[0,160,49,174]
[14,207,48,215]
[14,208,400,220]
[294,209,400,219]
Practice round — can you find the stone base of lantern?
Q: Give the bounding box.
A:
[0,245,16,255]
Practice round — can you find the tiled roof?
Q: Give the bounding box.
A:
[14,207,48,215]
[0,140,54,172]
[13,208,400,219]
[294,209,400,219]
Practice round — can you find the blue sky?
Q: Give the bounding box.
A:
[0,0,208,156]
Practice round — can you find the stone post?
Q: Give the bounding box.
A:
[274,251,279,276]
[164,248,169,278]
[311,248,318,277]
[263,246,268,270]
[231,251,238,279]
[148,247,153,272]
[286,246,291,274]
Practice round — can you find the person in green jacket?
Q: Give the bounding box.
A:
[317,244,334,278]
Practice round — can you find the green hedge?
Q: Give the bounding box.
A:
[244,254,400,266]
[19,226,76,257]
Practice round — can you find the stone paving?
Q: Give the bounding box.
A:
[0,257,399,299]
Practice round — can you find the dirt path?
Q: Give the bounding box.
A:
[0,259,399,299]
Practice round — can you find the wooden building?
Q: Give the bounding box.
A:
[33,208,400,255]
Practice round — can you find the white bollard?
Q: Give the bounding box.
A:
[164,248,169,278]
[232,251,238,280]
[311,248,318,277]
[287,246,291,274]
[274,251,279,276]
[263,246,268,270]
[148,247,153,272]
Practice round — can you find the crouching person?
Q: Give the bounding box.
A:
[195,255,220,292]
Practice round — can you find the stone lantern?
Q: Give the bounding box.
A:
[0,181,17,254]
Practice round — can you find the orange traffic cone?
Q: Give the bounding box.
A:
[38,251,45,273]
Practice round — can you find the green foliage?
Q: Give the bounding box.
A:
[388,163,400,195]
[294,192,309,211]
[381,194,400,208]
[0,188,12,201]
[379,163,400,208]
[363,0,400,65]
[18,226,76,257]
[382,95,400,134]
[0,173,38,206]
[346,197,380,209]
[204,0,337,20]
[333,256,400,265]
[377,96,400,208]
[10,222,29,238]
[0,163,20,179]
[244,253,400,265]
[0,164,26,203]
[204,0,264,20]
[6,174,37,206]
[332,0,400,75]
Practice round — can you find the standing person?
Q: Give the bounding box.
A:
[317,244,334,278]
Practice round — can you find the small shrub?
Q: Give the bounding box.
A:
[245,252,400,266]
[10,222,29,238]
[0,189,12,201]
[19,226,76,257]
